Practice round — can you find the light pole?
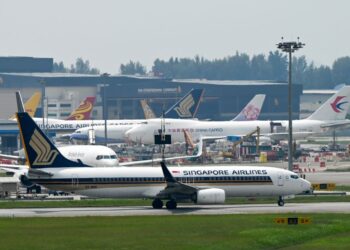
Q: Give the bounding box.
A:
[277,38,305,171]
[40,79,46,135]
[100,73,110,146]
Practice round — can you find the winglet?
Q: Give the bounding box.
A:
[16,91,25,113]
[160,161,177,183]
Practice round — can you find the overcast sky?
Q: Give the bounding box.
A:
[0,0,349,73]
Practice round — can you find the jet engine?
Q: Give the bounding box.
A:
[194,188,225,204]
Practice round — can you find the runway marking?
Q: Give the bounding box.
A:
[0,203,350,217]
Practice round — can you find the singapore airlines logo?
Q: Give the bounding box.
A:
[174,95,195,118]
[29,129,58,166]
[330,96,348,113]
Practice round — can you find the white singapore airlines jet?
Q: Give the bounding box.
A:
[125,86,350,144]
[9,111,311,209]
[71,94,266,143]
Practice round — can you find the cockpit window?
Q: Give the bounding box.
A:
[103,155,110,159]
[96,155,102,160]
[110,155,117,159]
[291,175,299,179]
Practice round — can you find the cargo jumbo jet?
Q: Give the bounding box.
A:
[125,86,350,144]
[8,111,311,209]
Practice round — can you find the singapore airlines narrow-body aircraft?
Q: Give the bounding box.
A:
[11,110,311,209]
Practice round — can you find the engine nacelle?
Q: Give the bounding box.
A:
[195,188,225,204]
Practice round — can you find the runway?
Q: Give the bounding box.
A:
[0,202,349,217]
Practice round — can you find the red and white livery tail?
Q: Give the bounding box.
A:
[66,96,96,120]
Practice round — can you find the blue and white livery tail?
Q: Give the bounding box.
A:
[16,112,89,169]
[164,89,204,118]
[232,94,265,121]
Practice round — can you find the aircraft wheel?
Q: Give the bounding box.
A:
[278,197,285,207]
[166,200,177,209]
[152,198,163,209]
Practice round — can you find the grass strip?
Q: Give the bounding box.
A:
[0,214,349,250]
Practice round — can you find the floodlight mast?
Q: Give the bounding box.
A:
[276,37,305,171]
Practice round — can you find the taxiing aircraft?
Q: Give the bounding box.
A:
[9,110,311,209]
[125,86,350,144]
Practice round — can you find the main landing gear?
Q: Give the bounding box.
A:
[152,199,177,209]
[166,200,177,209]
[152,198,163,209]
[277,196,285,207]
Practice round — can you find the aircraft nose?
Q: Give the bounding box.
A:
[302,179,313,194]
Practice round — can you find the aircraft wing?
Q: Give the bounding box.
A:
[0,153,20,161]
[264,131,315,141]
[320,120,350,129]
[155,161,198,199]
[0,164,53,178]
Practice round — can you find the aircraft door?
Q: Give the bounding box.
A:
[277,173,284,186]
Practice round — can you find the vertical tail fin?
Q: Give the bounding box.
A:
[140,99,157,119]
[66,96,96,120]
[306,86,350,121]
[10,91,41,119]
[232,94,266,121]
[164,89,204,118]
[16,111,88,169]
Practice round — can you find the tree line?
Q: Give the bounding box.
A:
[120,52,350,89]
[53,53,350,89]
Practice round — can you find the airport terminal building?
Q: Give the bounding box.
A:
[0,57,303,153]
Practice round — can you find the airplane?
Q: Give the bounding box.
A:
[71,93,265,144]
[5,109,312,209]
[70,88,204,143]
[9,91,41,119]
[125,86,350,144]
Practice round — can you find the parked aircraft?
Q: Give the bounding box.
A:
[70,89,204,143]
[125,86,350,144]
[7,111,311,209]
[71,93,265,144]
